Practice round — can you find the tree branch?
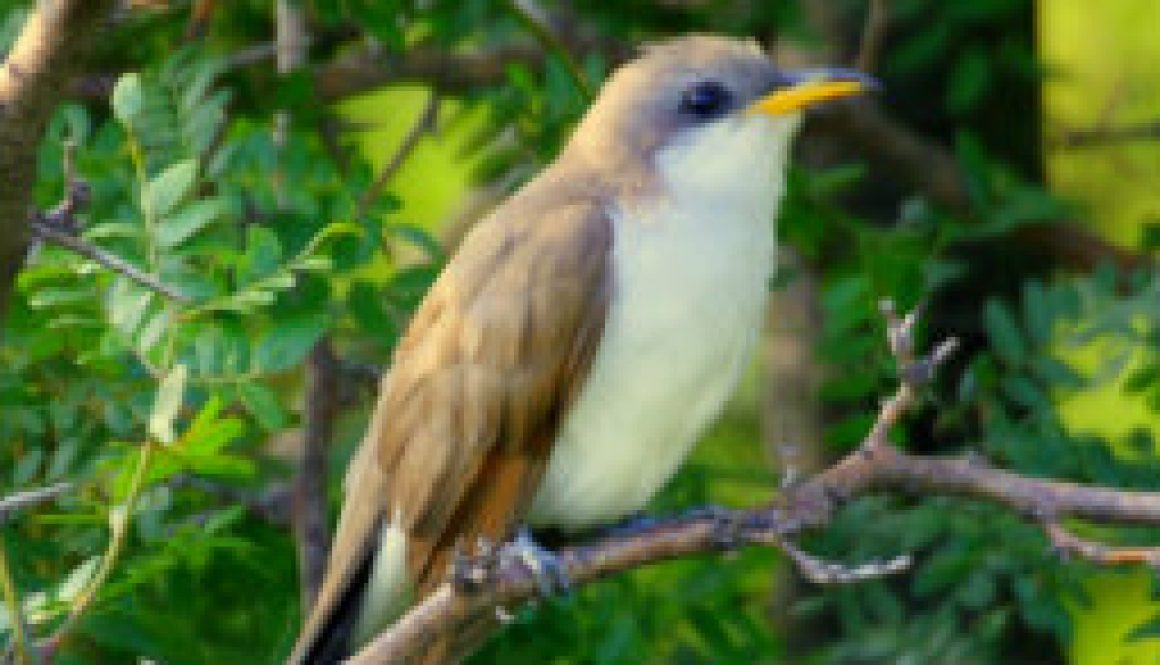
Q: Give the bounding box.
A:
[1043,521,1160,569]
[295,339,338,609]
[32,221,190,303]
[0,483,72,524]
[1053,119,1160,149]
[28,145,191,303]
[356,89,439,219]
[349,302,1160,663]
[855,0,889,72]
[0,0,117,328]
[503,0,594,101]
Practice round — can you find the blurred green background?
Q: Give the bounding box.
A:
[3,0,1160,663]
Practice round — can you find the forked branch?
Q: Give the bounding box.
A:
[348,302,1160,664]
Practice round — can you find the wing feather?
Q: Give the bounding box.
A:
[287,197,612,664]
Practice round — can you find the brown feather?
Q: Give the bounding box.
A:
[286,185,613,664]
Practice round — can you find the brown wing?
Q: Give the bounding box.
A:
[287,198,613,664]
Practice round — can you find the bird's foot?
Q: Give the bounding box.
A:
[452,535,498,592]
[498,527,571,599]
[684,504,746,550]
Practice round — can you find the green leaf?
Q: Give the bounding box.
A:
[1000,376,1047,410]
[1021,280,1052,344]
[299,221,363,256]
[237,381,287,431]
[252,316,327,373]
[111,73,144,125]
[182,397,245,455]
[1127,613,1160,642]
[348,280,395,341]
[946,47,991,114]
[156,197,228,248]
[84,221,142,241]
[56,556,101,602]
[108,280,153,336]
[983,298,1026,365]
[144,159,198,219]
[390,223,446,262]
[292,255,333,273]
[238,226,282,283]
[149,364,188,445]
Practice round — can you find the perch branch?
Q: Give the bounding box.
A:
[349,302,1160,663]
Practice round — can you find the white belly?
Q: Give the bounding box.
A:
[527,192,777,529]
[527,111,791,530]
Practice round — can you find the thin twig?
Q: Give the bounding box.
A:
[30,141,190,303]
[1043,521,1160,569]
[503,0,593,101]
[184,0,217,41]
[43,443,154,656]
[356,90,440,219]
[1053,119,1160,149]
[767,535,911,584]
[31,221,190,303]
[0,534,41,665]
[855,0,889,72]
[0,483,72,524]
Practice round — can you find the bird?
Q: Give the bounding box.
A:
[287,34,869,665]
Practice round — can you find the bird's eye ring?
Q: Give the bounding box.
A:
[680,81,732,119]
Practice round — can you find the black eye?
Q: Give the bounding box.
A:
[679,81,732,119]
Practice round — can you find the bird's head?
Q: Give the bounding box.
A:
[566,35,873,199]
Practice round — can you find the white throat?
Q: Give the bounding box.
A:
[528,112,800,529]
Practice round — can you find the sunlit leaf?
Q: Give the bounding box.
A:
[149,364,188,445]
[111,73,144,124]
[157,197,229,248]
[237,381,287,431]
[144,159,199,219]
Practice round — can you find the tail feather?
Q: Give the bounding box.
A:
[284,550,369,665]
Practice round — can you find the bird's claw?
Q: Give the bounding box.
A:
[684,505,745,550]
[500,527,571,599]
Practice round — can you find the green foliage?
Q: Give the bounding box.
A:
[3,2,1160,665]
[2,42,439,663]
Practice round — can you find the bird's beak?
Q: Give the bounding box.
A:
[748,68,876,116]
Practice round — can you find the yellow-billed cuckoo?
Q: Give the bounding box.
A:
[288,35,869,664]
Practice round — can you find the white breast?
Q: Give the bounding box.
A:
[527,112,799,529]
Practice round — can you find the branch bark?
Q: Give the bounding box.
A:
[348,305,1160,664]
[271,0,336,613]
[350,439,1160,663]
[295,339,337,609]
[0,483,71,524]
[0,0,117,328]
